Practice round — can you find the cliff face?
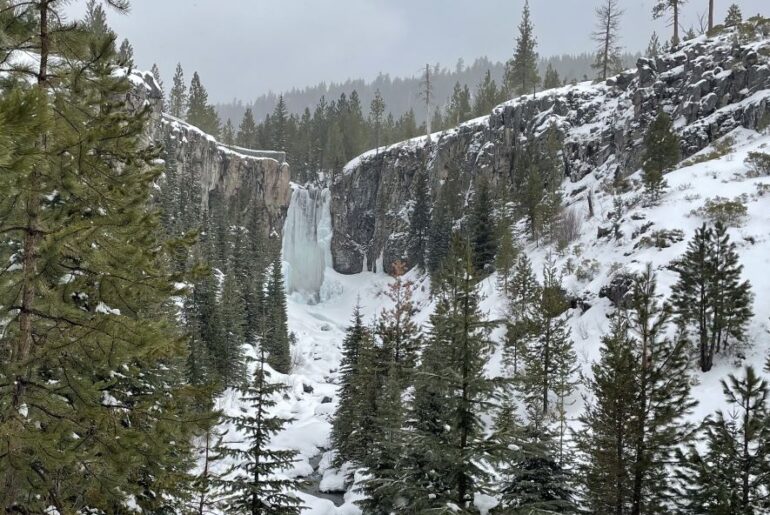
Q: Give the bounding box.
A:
[127,71,292,234]
[331,27,770,275]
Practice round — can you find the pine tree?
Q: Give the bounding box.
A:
[575,316,638,514]
[653,0,688,46]
[237,107,259,149]
[517,260,576,417]
[187,71,221,136]
[150,63,166,111]
[496,422,576,514]
[0,2,197,510]
[330,304,371,463]
[420,63,434,140]
[641,110,679,203]
[370,89,386,153]
[190,417,227,514]
[505,0,541,96]
[671,222,752,372]
[215,269,247,387]
[84,0,112,36]
[495,206,519,295]
[447,81,472,126]
[469,176,498,275]
[118,37,134,68]
[169,62,187,118]
[543,63,562,89]
[503,254,540,375]
[725,3,742,26]
[376,261,422,387]
[218,349,303,514]
[627,265,696,514]
[473,69,502,116]
[263,255,291,374]
[221,118,236,145]
[271,95,289,151]
[592,0,625,80]
[401,237,495,511]
[427,187,454,276]
[646,32,662,57]
[407,170,431,271]
[676,366,770,514]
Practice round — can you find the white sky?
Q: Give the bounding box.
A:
[67,0,768,102]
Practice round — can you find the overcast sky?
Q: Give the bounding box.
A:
[68,0,767,102]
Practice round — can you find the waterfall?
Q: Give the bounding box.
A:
[282,185,333,303]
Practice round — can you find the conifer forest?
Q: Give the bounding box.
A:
[2,1,770,513]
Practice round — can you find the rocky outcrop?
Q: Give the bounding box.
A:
[331,26,770,275]
[127,70,291,234]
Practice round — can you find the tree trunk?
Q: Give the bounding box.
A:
[708,0,715,33]
[3,2,49,509]
[673,3,680,46]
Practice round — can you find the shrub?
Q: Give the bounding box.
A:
[745,151,770,177]
[637,229,685,249]
[682,136,735,167]
[692,196,749,226]
[575,258,600,282]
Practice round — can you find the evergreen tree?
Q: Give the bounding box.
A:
[469,176,498,275]
[725,3,742,26]
[575,316,638,514]
[543,63,562,89]
[676,366,770,514]
[592,0,625,80]
[218,349,303,514]
[473,69,502,116]
[627,265,696,514]
[330,304,370,463]
[271,95,289,151]
[671,222,753,372]
[151,63,166,111]
[0,2,197,509]
[496,423,576,514]
[169,62,187,118]
[190,417,227,514]
[221,118,236,145]
[427,186,454,276]
[376,261,422,387]
[447,81,473,126]
[503,255,540,375]
[407,170,431,270]
[187,71,221,136]
[237,107,259,149]
[263,255,291,374]
[505,0,541,96]
[641,110,679,203]
[646,32,661,58]
[653,0,688,46]
[517,260,575,416]
[370,89,386,152]
[215,269,247,387]
[495,206,519,295]
[420,63,434,139]
[118,37,134,68]
[401,237,496,511]
[84,0,112,36]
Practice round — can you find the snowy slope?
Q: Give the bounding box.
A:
[236,127,770,514]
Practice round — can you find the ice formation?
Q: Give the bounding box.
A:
[282,185,333,303]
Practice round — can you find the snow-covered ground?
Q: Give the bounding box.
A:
[213,124,770,513]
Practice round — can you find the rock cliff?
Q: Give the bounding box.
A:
[127,70,292,234]
[331,25,770,275]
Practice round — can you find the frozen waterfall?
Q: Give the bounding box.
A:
[282,185,333,303]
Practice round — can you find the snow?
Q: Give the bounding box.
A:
[244,126,770,512]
